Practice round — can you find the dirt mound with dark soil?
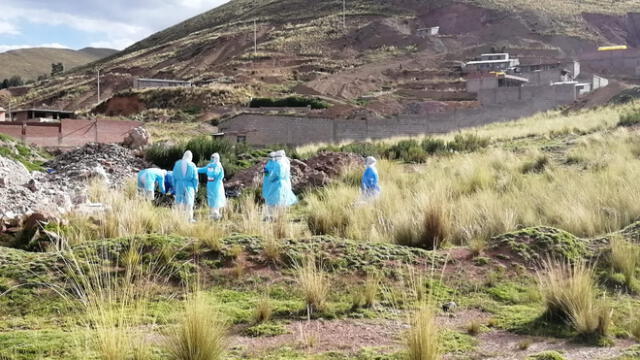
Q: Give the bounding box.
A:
[225,151,364,194]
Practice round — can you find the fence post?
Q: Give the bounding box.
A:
[58,122,63,146]
[21,123,26,143]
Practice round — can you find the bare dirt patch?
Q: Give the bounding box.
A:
[473,330,636,360]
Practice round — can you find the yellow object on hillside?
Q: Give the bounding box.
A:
[598,45,628,51]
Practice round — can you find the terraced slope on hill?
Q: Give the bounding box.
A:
[7,0,640,115]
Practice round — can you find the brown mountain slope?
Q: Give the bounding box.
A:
[0,47,117,81]
[9,0,640,113]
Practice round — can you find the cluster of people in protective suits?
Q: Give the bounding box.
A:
[137,150,381,222]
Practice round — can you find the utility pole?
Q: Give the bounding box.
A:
[97,67,101,103]
[254,18,258,56]
[253,0,258,56]
[343,0,346,30]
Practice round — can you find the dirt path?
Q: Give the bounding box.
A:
[230,310,637,359]
[472,331,635,360]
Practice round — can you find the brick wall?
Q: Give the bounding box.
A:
[0,119,141,148]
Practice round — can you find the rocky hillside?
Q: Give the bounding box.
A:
[7,0,640,114]
[0,47,117,81]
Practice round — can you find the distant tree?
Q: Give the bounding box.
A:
[7,76,23,87]
[0,79,7,89]
[51,63,64,76]
[36,74,48,82]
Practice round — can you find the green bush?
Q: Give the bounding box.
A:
[144,137,298,179]
[250,96,329,109]
[421,137,448,154]
[325,134,489,164]
[448,133,491,152]
[618,111,640,127]
[384,140,428,163]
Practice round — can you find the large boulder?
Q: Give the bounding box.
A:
[122,126,151,150]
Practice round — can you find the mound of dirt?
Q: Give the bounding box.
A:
[489,227,589,267]
[225,151,364,194]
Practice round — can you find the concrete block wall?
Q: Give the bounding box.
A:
[219,83,578,146]
[478,83,576,106]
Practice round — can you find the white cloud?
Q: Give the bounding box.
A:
[0,1,231,50]
[0,43,69,53]
[0,22,20,35]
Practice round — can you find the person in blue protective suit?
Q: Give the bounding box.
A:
[172,150,199,222]
[164,171,175,196]
[137,168,167,201]
[263,150,298,219]
[361,156,381,201]
[198,153,226,220]
[262,152,277,202]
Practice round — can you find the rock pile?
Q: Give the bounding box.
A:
[225,151,364,194]
[45,143,150,187]
[1,143,150,222]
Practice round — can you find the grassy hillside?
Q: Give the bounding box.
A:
[124,0,639,54]
[0,47,116,81]
[77,47,118,59]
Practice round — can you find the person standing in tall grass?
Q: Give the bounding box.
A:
[263,150,298,220]
[198,153,226,220]
[360,156,381,202]
[173,150,199,222]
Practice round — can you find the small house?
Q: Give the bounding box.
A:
[10,109,74,122]
[464,53,520,73]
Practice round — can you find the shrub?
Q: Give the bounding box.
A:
[536,260,612,340]
[165,296,227,360]
[407,305,440,360]
[610,236,640,289]
[467,320,482,336]
[526,351,567,360]
[618,110,640,127]
[448,133,490,153]
[249,96,329,109]
[305,186,355,237]
[295,258,330,314]
[337,142,386,158]
[420,137,448,154]
[521,155,550,174]
[253,297,273,324]
[385,140,428,163]
[395,206,451,250]
[363,275,380,308]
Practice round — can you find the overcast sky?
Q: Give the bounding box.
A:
[0,0,231,53]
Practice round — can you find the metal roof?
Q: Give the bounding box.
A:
[136,78,191,83]
[466,59,514,65]
[11,108,74,114]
